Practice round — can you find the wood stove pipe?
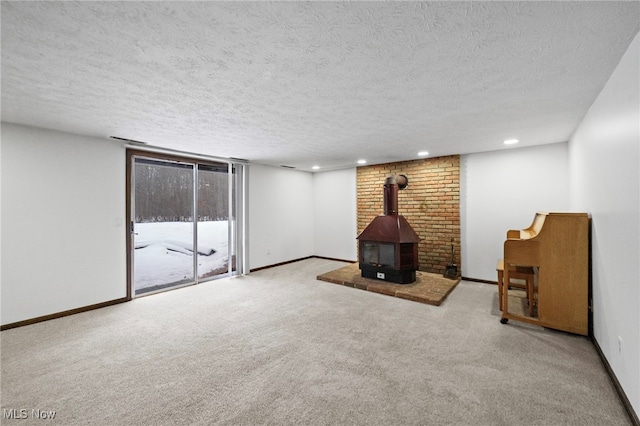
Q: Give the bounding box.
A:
[383,174,408,215]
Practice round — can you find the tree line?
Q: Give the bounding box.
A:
[134,162,230,223]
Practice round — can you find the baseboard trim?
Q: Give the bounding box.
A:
[462,276,498,285]
[249,256,355,273]
[312,255,356,264]
[249,256,315,272]
[1,297,130,331]
[592,336,639,426]
[2,257,354,330]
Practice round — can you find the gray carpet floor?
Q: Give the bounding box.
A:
[0,258,631,425]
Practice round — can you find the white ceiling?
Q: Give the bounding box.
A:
[2,1,639,171]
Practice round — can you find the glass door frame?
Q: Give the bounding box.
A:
[126,148,247,299]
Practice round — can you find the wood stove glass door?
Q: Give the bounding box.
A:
[362,242,395,267]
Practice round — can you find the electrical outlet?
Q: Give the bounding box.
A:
[618,336,623,353]
[267,248,271,255]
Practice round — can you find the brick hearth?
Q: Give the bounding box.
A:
[317,262,460,306]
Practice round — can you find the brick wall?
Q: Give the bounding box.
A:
[356,155,461,275]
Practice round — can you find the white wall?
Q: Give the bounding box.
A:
[309,146,571,279]
[1,123,127,326]
[313,168,358,261]
[460,143,570,280]
[568,33,639,414]
[1,126,318,324]
[248,164,314,269]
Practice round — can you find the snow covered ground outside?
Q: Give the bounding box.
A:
[134,221,229,292]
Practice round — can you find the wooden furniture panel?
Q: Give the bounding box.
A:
[501,212,589,336]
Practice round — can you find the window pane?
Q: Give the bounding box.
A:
[197,163,230,279]
[133,158,195,294]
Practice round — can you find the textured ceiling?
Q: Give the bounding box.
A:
[2,1,639,171]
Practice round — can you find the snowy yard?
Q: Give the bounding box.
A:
[133,221,230,292]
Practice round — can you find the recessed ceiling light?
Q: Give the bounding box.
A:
[504,139,519,145]
[418,151,429,156]
[312,165,320,170]
[357,159,367,165]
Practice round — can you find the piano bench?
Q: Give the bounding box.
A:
[497,259,536,316]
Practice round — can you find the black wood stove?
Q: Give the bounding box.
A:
[357,175,420,284]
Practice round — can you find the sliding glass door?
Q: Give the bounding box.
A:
[128,151,245,297]
[197,163,231,279]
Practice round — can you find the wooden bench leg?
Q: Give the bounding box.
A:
[527,274,535,316]
[497,261,504,311]
[498,259,535,317]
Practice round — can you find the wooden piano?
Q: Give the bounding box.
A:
[501,212,590,335]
